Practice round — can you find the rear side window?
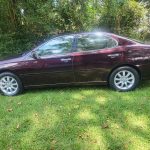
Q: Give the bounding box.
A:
[77,33,118,52]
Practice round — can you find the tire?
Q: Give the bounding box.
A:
[109,66,140,92]
[0,72,23,96]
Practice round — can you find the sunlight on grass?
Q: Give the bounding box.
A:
[110,122,122,129]
[29,107,59,128]
[81,90,96,96]
[95,96,107,105]
[72,93,86,100]
[128,136,150,150]
[77,109,97,121]
[124,111,149,131]
[78,126,107,150]
[19,107,60,149]
[108,121,150,150]
[0,85,150,149]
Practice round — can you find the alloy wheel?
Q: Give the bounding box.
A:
[0,76,19,96]
[114,70,135,90]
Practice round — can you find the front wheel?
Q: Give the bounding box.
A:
[109,67,140,92]
[0,72,23,96]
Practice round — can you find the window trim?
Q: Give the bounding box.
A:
[75,33,118,52]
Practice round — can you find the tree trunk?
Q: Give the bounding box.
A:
[7,0,20,31]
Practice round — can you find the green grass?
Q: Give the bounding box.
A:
[0,82,150,150]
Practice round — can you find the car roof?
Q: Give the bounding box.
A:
[56,31,111,36]
[42,31,138,46]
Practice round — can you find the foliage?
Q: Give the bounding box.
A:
[0,0,149,57]
[99,0,148,37]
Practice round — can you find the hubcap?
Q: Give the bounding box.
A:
[114,70,135,90]
[0,76,18,95]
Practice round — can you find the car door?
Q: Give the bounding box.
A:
[73,33,124,82]
[21,35,75,86]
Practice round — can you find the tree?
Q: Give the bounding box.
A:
[0,0,149,57]
[99,0,147,36]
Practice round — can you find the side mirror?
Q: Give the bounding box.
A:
[31,51,40,59]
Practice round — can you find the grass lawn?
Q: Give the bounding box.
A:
[0,82,150,150]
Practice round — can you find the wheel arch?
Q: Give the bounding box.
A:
[0,69,16,75]
[107,64,142,82]
[0,69,23,85]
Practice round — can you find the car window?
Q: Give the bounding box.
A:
[77,34,118,52]
[37,35,74,56]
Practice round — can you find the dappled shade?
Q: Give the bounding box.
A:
[0,81,149,149]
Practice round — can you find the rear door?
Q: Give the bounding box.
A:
[73,33,124,82]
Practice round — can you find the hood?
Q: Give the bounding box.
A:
[0,54,24,65]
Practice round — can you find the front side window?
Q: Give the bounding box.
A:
[77,33,118,52]
[37,35,74,56]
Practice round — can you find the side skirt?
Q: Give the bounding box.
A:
[24,81,107,89]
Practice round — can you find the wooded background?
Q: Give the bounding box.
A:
[0,0,149,57]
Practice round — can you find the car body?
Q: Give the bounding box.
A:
[0,32,150,96]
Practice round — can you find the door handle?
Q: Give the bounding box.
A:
[60,58,72,62]
[107,53,121,58]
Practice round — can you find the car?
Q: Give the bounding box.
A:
[0,32,150,96]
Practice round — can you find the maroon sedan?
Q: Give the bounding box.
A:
[0,32,150,96]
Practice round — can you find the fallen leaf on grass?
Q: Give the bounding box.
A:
[124,143,129,149]
[17,102,22,105]
[101,123,109,129]
[51,139,57,145]
[78,133,89,140]
[93,139,97,143]
[16,124,20,129]
[35,113,38,117]
[78,134,84,139]
[116,124,120,129]
[7,108,13,112]
[74,105,79,109]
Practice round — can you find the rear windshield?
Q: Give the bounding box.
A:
[129,39,145,44]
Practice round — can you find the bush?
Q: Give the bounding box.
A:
[0,32,46,58]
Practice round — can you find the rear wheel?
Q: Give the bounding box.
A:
[0,72,23,96]
[109,66,140,92]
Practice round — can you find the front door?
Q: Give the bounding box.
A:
[22,35,75,86]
